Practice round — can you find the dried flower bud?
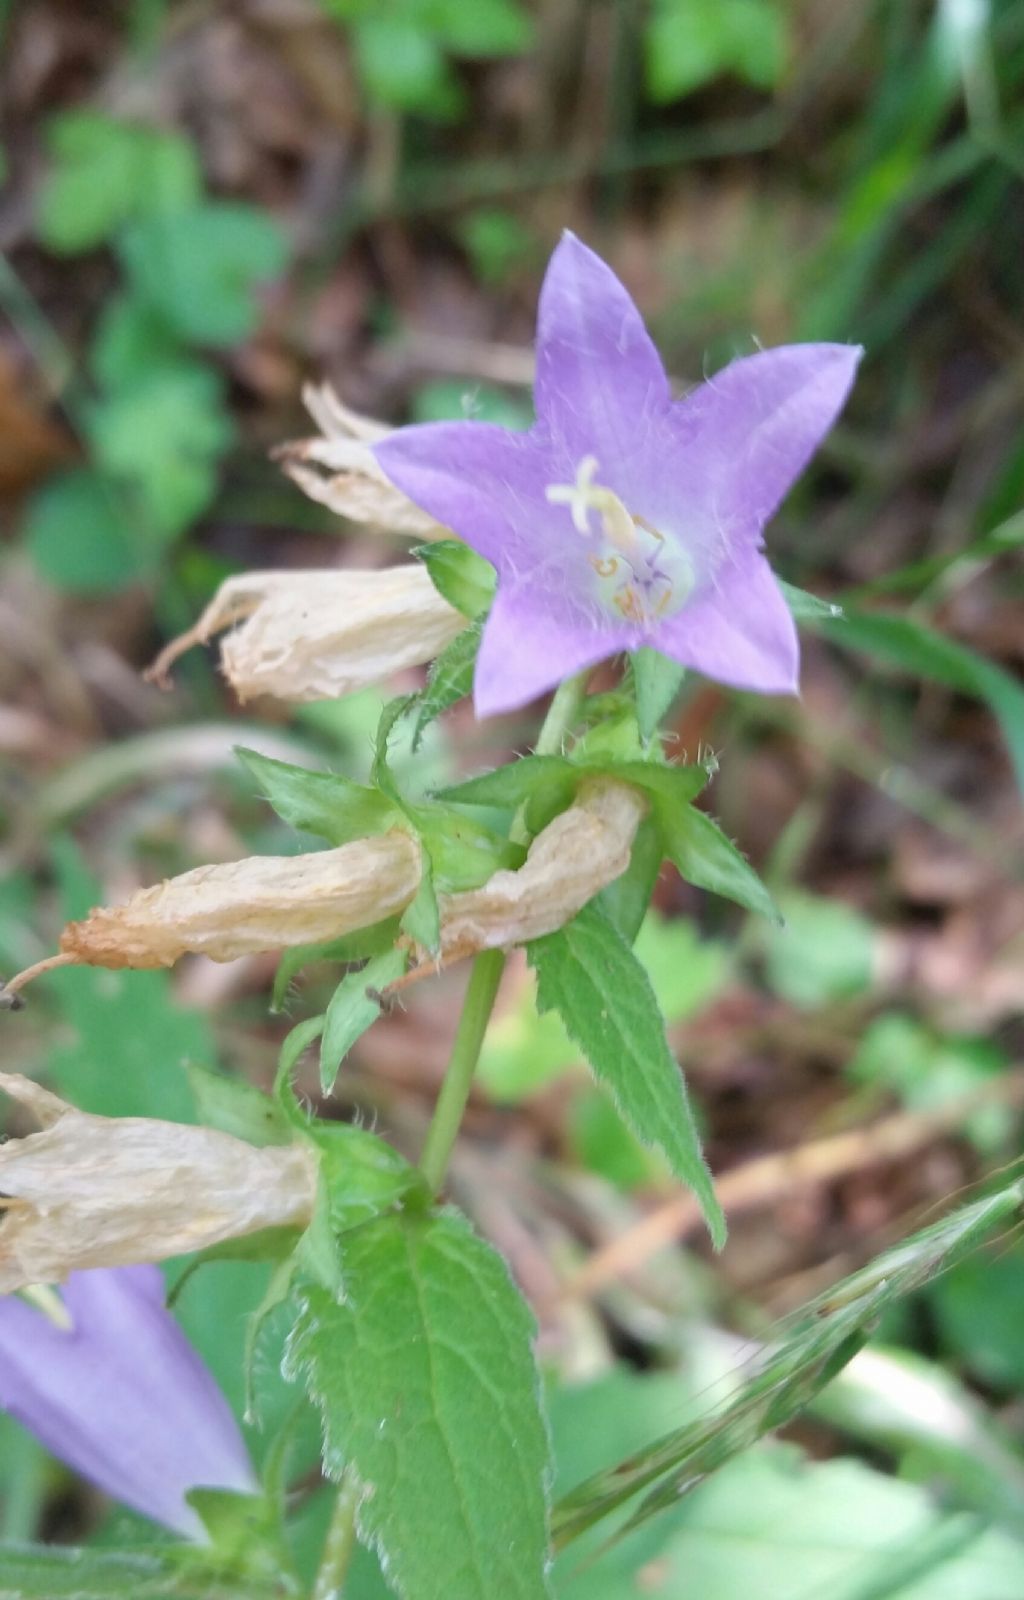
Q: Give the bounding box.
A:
[57,832,422,970]
[436,777,647,963]
[0,1074,318,1291]
[147,565,466,702]
[274,384,446,538]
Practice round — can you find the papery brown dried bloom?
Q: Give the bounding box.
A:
[147,565,466,701]
[435,777,647,964]
[274,384,447,538]
[57,832,422,970]
[0,1074,318,1291]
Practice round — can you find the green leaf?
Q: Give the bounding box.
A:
[413,621,482,749]
[88,364,234,537]
[319,948,407,1093]
[286,1209,553,1600]
[353,16,464,118]
[529,904,725,1246]
[554,1180,1024,1546]
[762,890,875,1008]
[428,0,534,56]
[186,1062,291,1147]
[271,919,402,1011]
[655,801,777,920]
[414,540,496,618]
[556,1444,1024,1600]
[119,203,288,345]
[91,293,184,389]
[37,112,200,253]
[238,747,397,844]
[0,1546,267,1600]
[644,0,787,104]
[595,812,663,945]
[778,578,844,623]
[436,754,577,812]
[814,606,1024,795]
[630,648,686,742]
[23,468,144,593]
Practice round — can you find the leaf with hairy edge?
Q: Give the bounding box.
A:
[286,1209,553,1600]
[319,948,407,1093]
[529,904,725,1247]
[237,748,395,845]
[413,621,481,749]
[655,801,777,921]
[271,918,402,1012]
[630,649,686,742]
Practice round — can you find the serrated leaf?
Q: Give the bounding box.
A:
[38,112,200,253]
[655,800,777,920]
[286,1209,552,1600]
[238,747,396,844]
[529,904,725,1246]
[413,621,482,748]
[319,948,407,1093]
[630,648,686,742]
[414,540,496,618]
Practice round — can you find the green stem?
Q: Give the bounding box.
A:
[312,1469,360,1600]
[418,947,506,1195]
[418,668,590,1194]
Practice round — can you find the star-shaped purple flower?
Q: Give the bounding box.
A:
[0,1266,256,1538]
[375,232,861,718]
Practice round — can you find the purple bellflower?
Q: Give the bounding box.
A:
[0,1265,256,1539]
[375,233,861,718]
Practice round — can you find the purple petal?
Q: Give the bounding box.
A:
[668,343,862,534]
[652,551,799,695]
[474,585,633,718]
[534,232,671,463]
[375,420,558,572]
[0,1266,255,1538]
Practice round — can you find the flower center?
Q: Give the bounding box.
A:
[545,456,694,625]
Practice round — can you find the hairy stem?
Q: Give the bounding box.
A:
[312,1469,361,1600]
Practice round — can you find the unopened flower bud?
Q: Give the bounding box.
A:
[0,1074,318,1291]
[274,383,446,537]
[147,565,466,702]
[436,777,647,963]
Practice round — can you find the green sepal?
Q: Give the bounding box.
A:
[237,746,396,845]
[654,800,778,921]
[186,1488,292,1590]
[596,812,664,945]
[320,946,408,1094]
[414,538,496,618]
[630,647,687,742]
[271,917,403,1012]
[413,619,482,748]
[186,1060,291,1147]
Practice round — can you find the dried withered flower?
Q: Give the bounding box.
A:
[55,832,422,971]
[0,1074,318,1291]
[146,565,466,701]
[435,777,647,965]
[274,383,447,537]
